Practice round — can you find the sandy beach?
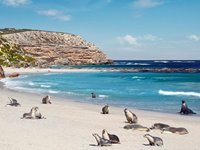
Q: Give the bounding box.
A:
[0,68,200,150]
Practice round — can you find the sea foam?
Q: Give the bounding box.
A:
[159,90,200,97]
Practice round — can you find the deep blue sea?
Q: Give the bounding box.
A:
[2,60,200,114]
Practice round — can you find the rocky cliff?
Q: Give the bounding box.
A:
[0,28,111,67]
[0,65,5,79]
[0,36,35,67]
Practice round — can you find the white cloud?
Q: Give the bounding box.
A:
[38,9,61,17]
[37,9,71,22]
[133,0,164,9]
[2,0,29,6]
[117,34,161,46]
[139,34,162,41]
[57,15,71,21]
[117,35,138,46]
[188,34,200,42]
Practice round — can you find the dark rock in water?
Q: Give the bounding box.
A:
[8,72,20,78]
[0,65,5,79]
[118,68,200,73]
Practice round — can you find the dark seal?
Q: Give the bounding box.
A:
[180,100,196,115]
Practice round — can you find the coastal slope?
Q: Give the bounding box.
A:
[0,28,111,67]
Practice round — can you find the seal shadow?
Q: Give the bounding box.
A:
[89,144,98,147]
[143,144,152,146]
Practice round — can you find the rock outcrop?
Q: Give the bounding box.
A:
[8,72,20,78]
[0,28,111,67]
[0,65,5,79]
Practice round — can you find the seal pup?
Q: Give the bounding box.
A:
[102,105,109,114]
[92,133,112,146]
[180,100,196,115]
[150,123,170,130]
[91,93,96,98]
[5,97,21,107]
[21,107,36,119]
[102,129,120,144]
[124,124,150,132]
[124,108,138,123]
[161,127,188,135]
[144,134,163,146]
[42,95,51,104]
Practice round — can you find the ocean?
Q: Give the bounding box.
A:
[2,60,200,114]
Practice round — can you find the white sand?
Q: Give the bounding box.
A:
[3,67,103,75]
[0,68,200,150]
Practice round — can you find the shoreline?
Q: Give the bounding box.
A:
[2,67,200,116]
[1,68,200,149]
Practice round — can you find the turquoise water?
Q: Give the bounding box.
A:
[2,72,200,114]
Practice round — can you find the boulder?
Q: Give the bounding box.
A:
[8,72,20,78]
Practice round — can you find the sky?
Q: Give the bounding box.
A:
[0,0,200,60]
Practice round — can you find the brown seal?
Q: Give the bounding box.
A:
[124,108,138,123]
[102,105,109,114]
[144,134,163,146]
[102,129,120,144]
[161,127,188,135]
[42,95,51,104]
[21,107,37,119]
[92,133,112,146]
[5,97,21,107]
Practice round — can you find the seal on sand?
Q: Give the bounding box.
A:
[6,97,21,107]
[42,95,51,104]
[180,100,196,115]
[34,107,46,119]
[124,108,138,123]
[102,105,109,114]
[161,127,188,135]
[102,129,120,144]
[21,107,36,119]
[92,133,112,146]
[124,124,150,132]
[150,123,170,130]
[144,134,163,146]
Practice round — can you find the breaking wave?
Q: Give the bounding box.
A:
[159,90,200,97]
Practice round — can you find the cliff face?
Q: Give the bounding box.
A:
[1,29,111,67]
[0,36,35,67]
[0,65,5,79]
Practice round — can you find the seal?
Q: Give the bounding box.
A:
[124,108,138,123]
[102,129,120,144]
[21,107,36,119]
[180,100,196,115]
[102,105,109,114]
[123,124,150,132]
[144,134,163,146]
[42,95,51,104]
[161,127,188,135]
[91,93,96,98]
[34,107,46,119]
[150,123,170,130]
[5,97,21,107]
[92,133,112,146]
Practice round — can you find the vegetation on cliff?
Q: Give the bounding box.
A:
[0,36,35,67]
